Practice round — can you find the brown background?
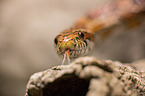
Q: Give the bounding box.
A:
[0,0,113,96]
[1,0,145,96]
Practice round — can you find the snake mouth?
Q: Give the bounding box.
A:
[58,49,75,55]
[58,48,87,59]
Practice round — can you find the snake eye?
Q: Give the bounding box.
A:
[78,32,85,39]
[54,38,58,45]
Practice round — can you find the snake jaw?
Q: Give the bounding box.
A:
[56,37,94,60]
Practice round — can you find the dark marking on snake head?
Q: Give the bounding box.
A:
[84,40,88,46]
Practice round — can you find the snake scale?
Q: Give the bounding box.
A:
[54,0,145,65]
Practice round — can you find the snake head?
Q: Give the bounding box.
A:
[54,29,94,64]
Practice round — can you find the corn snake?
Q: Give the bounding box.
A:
[54,0,145,65]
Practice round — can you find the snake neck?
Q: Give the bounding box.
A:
[54,0,145,64]
[73,0,145,36]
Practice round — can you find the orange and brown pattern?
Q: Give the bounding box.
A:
[54,0,145,64]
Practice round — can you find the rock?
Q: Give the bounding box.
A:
[25,57,145,96]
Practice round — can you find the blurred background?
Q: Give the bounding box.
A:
[0,0,145,96]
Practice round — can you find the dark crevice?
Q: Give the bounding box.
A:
[42,73,90,96]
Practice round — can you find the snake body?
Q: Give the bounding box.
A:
[54,0,145,64]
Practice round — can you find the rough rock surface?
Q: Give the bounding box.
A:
[25,57,145,96]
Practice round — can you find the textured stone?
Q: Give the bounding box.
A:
[25,57,145,96]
